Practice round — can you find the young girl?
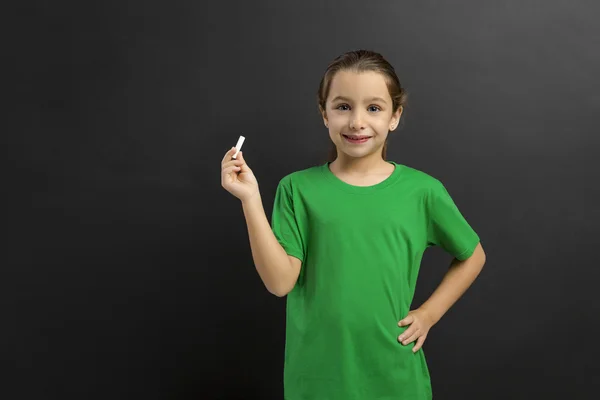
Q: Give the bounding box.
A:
[221,49,486,400]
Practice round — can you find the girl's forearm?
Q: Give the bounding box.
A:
[420,243,486,324]
[241,192,298,297]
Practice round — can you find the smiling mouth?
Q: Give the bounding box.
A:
[343,135,372,143]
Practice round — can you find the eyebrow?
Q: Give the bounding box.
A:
[330,96,388,105]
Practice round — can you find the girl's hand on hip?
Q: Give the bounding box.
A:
[398,308,435,353]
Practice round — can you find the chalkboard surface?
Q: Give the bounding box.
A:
[6,1,599,399]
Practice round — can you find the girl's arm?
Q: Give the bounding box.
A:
[241,192,302,297]
[398,243,486,352]
[421,242,487,324]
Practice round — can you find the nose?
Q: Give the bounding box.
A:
[349,111,367,130]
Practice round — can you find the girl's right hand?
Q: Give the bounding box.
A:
[221,147,259,202]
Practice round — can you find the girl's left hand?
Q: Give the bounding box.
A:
[398,308,436,353]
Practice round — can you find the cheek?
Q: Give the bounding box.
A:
[328,131,342,142]
[375,120,392,134]
[327,115,345,128]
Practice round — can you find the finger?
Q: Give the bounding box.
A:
[399,315,413,327]
[401,330,421,346]
[221,147,236,165]
[222,159,244,169]
[236,151,250,172]
[222,166,241,178]
[413,334,427,353]
[398,325,417,343]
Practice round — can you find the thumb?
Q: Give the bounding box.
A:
[399,315,413,326]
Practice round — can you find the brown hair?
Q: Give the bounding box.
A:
[317,49,408,162]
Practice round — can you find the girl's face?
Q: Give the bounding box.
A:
[321,70,402,161]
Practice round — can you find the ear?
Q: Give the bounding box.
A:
[319,105,328,128]
[390,105,403,131]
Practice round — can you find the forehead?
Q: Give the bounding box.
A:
[328,70,391,103]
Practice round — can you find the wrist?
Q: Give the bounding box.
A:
[241,189,261,208]
[419,304,441,326]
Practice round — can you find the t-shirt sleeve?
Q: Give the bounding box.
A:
[426,181,480,260]
[271,177,305,262]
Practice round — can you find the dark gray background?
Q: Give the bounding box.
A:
[6,0,599,399]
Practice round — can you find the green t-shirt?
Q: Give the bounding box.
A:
[271,160,480,400]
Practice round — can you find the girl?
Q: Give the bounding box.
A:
[221,49,486,400]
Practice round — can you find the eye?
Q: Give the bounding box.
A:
[335,104,382,112]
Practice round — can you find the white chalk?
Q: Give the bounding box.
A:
[232,135,245,159]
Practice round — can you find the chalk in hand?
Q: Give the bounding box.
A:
[232,135,245,159]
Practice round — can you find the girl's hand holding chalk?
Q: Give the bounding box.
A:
[221,137,259,202]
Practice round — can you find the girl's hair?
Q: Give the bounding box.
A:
[317,49,408,162]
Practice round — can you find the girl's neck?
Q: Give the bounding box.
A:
[330,155,390,176]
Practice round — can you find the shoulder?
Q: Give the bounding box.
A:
[276,163,324,187]
[393,162,444,191]
[390,162,454,209]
